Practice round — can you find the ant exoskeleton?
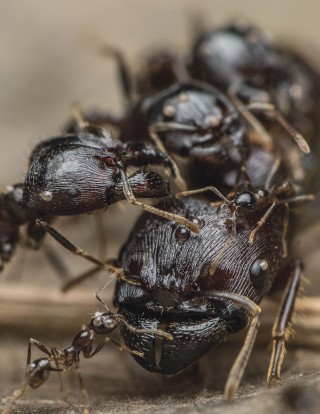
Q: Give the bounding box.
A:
[1,122,199,275]
[2,282,173,414]
[113,168,314,399]
[188,20,320,143]
[0,184,26,271]
[65,45,310,195]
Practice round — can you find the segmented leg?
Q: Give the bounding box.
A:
[35,219,120,274]
[267,260,302,387]
[208,290,261,399]
[119,170,199,233]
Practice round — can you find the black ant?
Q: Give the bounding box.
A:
[2,280,173,414]
[65,45,310,195]
[114,168,314,398]
[1,122,199,275]
[188,20,320,144]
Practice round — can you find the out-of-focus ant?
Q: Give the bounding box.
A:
[66,45,310,195]
[188,20,320,144]
[114,168,314,398]
[2,283,173,414]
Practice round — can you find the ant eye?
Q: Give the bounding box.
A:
[175,226,191,243]
[250,259,269,289]
[234,191,256,208]
[96,156,117,167]
[256,188,269,199]
[102,315,117,329]
[91,314,103,328]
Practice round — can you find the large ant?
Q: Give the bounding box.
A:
[2,20,319,413]
[114,169,313,398]
[188,20,320,144]
[65,45,310,196]
[0,122,199,275]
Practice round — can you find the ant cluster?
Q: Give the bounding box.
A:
[1,20,319,413]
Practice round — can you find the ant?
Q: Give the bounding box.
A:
[113,168,314,398]
[2,280,173,414]
[1,121,199,275]
[188,20,320,144]
[65,45,310,195]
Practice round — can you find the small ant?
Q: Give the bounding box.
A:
[2,281,173,414]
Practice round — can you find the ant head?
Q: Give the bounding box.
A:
[229,167,273,212]
[24,134,124,215]
[233,190,256,209]
[89,311,119,335]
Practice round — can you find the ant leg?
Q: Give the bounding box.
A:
[94,285,173,340]
[43,244,71,281]
[119,170,199,233]
[124,141,187,191]
[249,202,276,244]
[62,265,103,292]
[228,84,274,151]
[246,102,310,154]
[119,317,173,341]
[207,290,261,399]
[74,365,90,414]
[64,104,121,133]
[281,203,289,258]
[28,338,52,361]
[149,121,198,154]
[88,337,144,359]
[70,103,89,130]
[62,258,137,293]
[94,213,108,261]
[265,158,281,190]
[171,56,189,82]
[250,192,314,247]
[278,194,315,204]
[35,218,121,273]
[148,124,188,191]
[101,45,135,105]
[267,260,302,387]
[1,383,28,414]
[176,186,229,203]
[2,342,63,413]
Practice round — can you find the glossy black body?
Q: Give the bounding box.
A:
[0,185,28,270]
[115,194,285,374]
[23,129,170,216]
[115,81,254,191]
[189,22,320,138]
[0,128,171,272]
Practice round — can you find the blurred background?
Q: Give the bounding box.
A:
[1,1,320,413]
